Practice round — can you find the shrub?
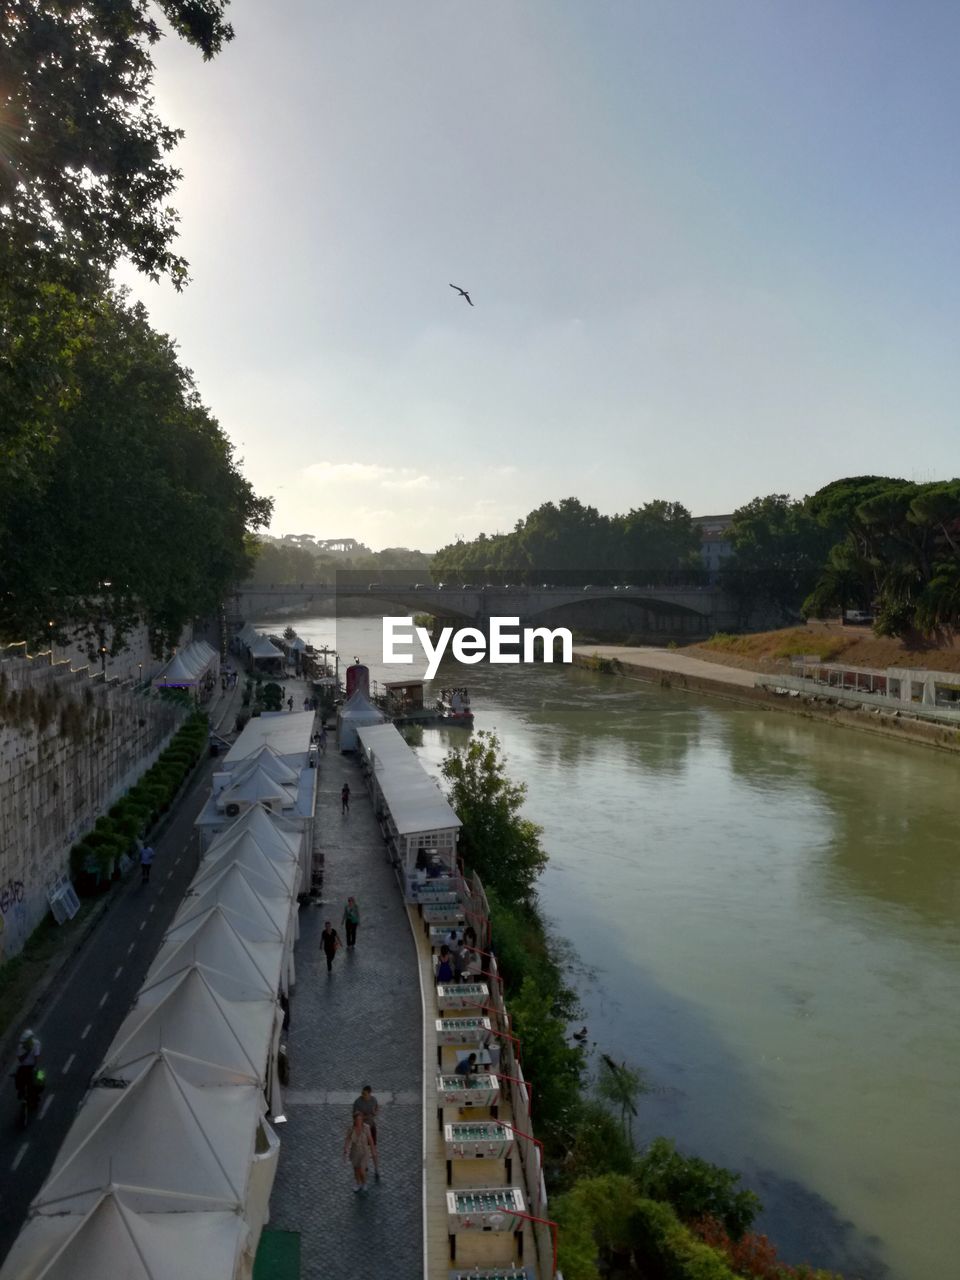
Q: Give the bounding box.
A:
[262,681,283,711]
[690,1218,844,1280]
[631,1197,739,1280]
[70,841,97,879]
[560,1100,636,1186]
[509,976,585,1151]
[634,1138,761,1240]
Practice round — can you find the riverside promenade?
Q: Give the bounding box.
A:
[268,740,423,1279]
[572,643,758,688]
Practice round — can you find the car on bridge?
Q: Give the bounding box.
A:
[367,583,383,591]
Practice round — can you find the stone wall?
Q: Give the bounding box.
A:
[0,645,186,962]
[50,619,193,684]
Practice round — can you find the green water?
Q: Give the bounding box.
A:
[289,616,960,1279]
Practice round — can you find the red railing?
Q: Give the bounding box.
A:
[505,1207,559,1277]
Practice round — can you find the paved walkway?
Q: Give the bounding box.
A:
[573,643,759,688]
[268,747,423,1279]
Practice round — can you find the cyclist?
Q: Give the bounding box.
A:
[15,1029,42,1111]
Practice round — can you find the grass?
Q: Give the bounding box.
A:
[704,628,851,662]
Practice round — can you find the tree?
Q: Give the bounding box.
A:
[441,730,547,903]
[0,289,271,653]
[597,1053,651,1146]
[725,494,838,623]
[510,976,585,1149]
[0,0,234,295]
[804,476,960,636]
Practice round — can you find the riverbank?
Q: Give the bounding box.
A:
[571,644,960,754]
[692,621,960,674]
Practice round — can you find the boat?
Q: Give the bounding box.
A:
[436,686,474,724]
[371,680,474,727]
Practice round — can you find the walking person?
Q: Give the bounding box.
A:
[319,726,327,754]
[287,696,294,712]
[320,920,342,973]
[343,1111,376,1192]
[341,782,350,815]
[140,843,155,884]
[342,896,360,947]
[352,1085,380,1176]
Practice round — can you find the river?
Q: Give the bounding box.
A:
[284,614,960,1280]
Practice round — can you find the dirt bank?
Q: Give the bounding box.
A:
[686,621,960,675]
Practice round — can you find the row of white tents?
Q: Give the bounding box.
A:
[152,640,220,691]
[234,623,285,669]
[2,801,306,1280]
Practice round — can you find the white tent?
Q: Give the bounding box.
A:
[196,833,300,899]
[207,801,303,858]
[147,906,285,999]
[152,641,219,689]
[101,967,275,1088]
[172,866,296,991]
[152,651,200,688]
[337,687,385,751]
[100,964,283,1115]
[228,745,299,787]
[218,765,296,814]
[203,802,308,894]
[248,635,283,660]
[0,1191,249,1280]
[33,1054,266,1217]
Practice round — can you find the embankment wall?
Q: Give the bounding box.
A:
[0,646,185,961]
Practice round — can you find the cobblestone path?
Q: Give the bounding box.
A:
[269,749,423,1279]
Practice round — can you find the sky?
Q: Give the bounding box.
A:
[117,0,960,551]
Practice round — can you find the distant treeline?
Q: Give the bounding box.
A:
[245,541,434,586]
[431,480,960,637]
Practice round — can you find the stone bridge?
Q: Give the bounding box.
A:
[233,582,743,637]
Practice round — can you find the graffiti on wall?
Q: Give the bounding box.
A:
[0,879,25,914]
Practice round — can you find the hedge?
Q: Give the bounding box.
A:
[68,712,207,891]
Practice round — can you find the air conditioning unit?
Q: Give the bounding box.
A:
[225,802,241,817]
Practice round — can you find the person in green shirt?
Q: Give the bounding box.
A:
[342,896,360,947]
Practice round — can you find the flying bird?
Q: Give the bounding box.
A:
[449,283,474,306]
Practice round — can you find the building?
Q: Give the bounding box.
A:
[694,514,734,578]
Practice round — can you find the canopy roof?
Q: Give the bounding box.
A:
[0,1192,246,1280]
[173,866,289,944]
[197,836,299,898]
[248,635,283,660]
[147,907,283,997]
[100,966,275,1089]
[34,1054,261,1216]
[231,745,299,787]
[339,687,385,726]
[205,804,303,859]
[153,641,218,687]
[224,712,315,766]
[219,765,294,810]
[357,722,462,837]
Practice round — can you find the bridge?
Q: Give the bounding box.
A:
[232,582,745,637]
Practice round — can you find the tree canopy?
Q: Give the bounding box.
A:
[441,730,547,904]
[0,0,234,296]
[802,476,960,636]
[432,497,701,585]
[0,288,271,655]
